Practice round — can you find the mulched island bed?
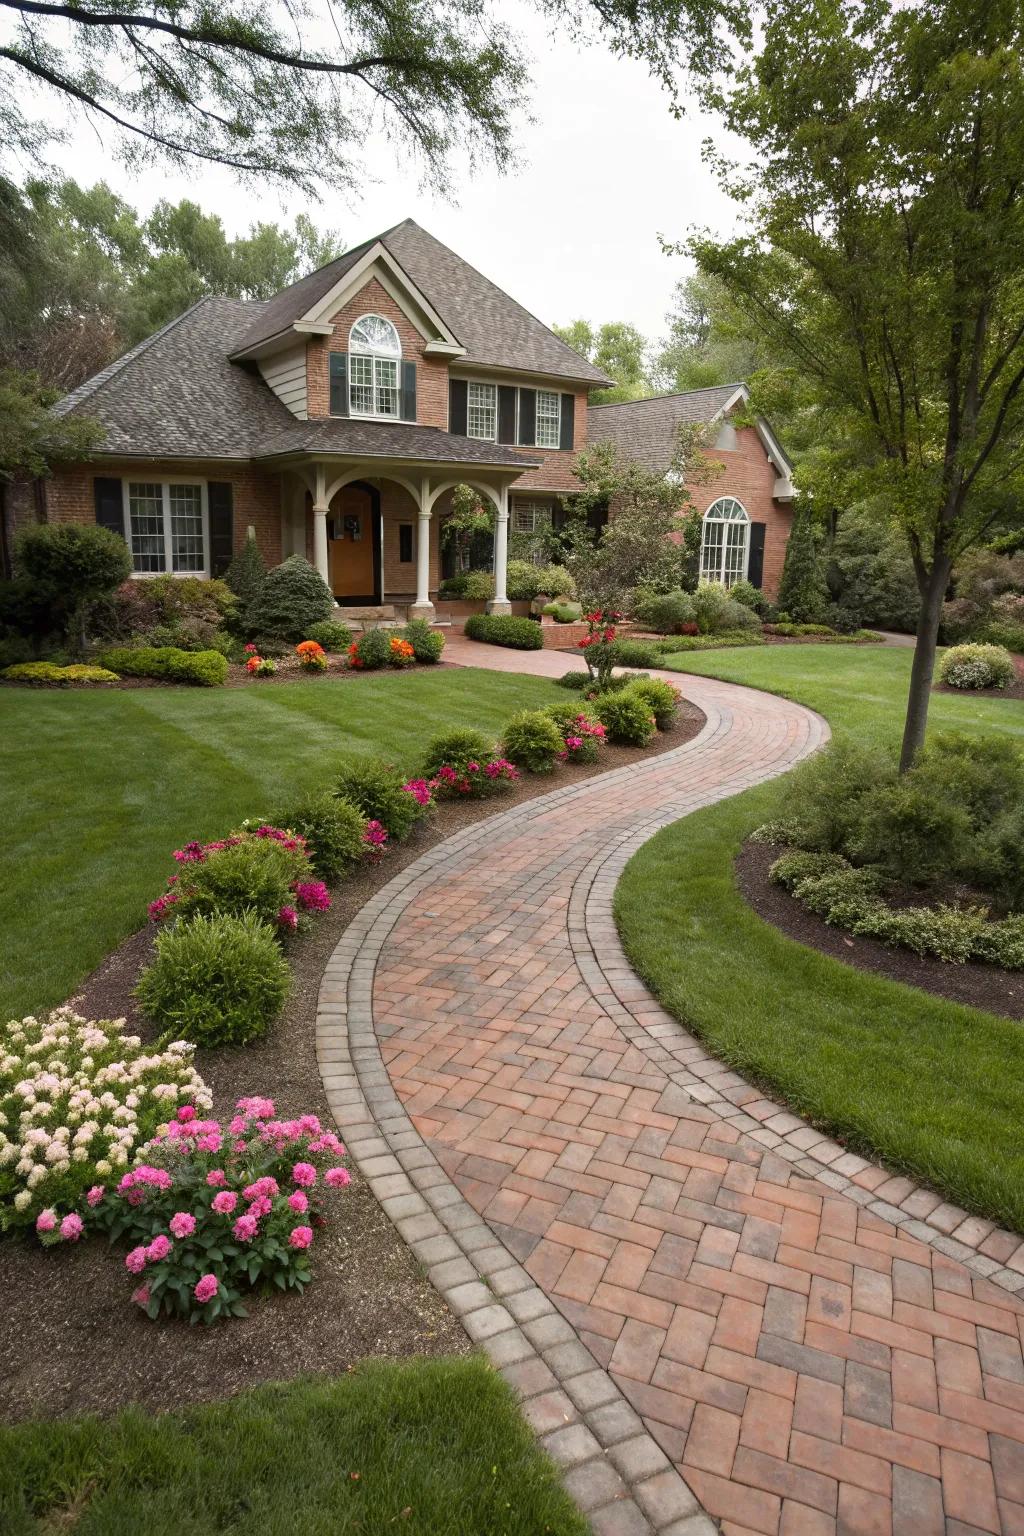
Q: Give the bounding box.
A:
[736,838,1022,1020]
[0,700,705,1425]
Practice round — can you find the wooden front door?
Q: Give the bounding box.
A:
[329,485,381,603]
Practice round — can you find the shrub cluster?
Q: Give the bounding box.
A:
[464,613,543,649]
[544,703,606,763]
[937,643,1016,690]
[106,575,236,654]
[594,688,658,746]
[147,828,318,934]
[2,662,120,686]
[633,589,696,635]
[543,602,583,623]
[501,710,565,773]
[420,728,494,782]
[347,629,422,669]
[506,562,576,602]
[335,757,429,840]
[438,570,495,600]
[626,677,681,730]
[99,645,228,686]
[304,619,353,652]
[271,794,368,882]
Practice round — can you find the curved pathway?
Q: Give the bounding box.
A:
[317,643,1024,1536]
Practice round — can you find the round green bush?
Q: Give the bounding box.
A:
[15,522,132,644]
[305,619,353,652]
[625,677,680,730]
[594,689,658,746]
[135,911,290,1047]
[335,757,426,840]
[555,670,590,690]
[610,639,660,668]
[272,792,367,881]
[633,590,695,634]
[402,618,445,663]
[420,727,496,780]
[937,643,1016,690]
[249,556,334,641]
[349,628,393,669]
[439,570,494,600]
[464,614,543,649]
[501,710,565,773]
[171,837,310,928]
[545,700,601,735]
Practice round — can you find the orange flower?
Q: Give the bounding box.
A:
[296,640,325,658]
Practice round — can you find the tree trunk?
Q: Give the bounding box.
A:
[899,557,952,772]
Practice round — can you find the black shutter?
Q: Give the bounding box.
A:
[559,393,575,450]
[208,482,234,577]
[401,361,417,421]
[748,522,766,589]
[498,386,517,444]
[449,378,468,435]
[329,353,349,416]
[399,523,413,563]
[518,388,536,446]
[94,477,124,538]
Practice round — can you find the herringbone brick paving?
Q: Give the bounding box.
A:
[340,639,1024,1533]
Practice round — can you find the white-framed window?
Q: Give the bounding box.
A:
[535,390,561,448]
[467,381,497,441]
[513,499,552,535]
[348,313,401,418]
[124,480,209,576]
[700,496,750,587]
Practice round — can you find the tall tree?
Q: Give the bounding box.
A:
[686,0,1024,767]
[553,318,652,402]
[653,272,766,392]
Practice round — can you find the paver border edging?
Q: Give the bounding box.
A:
[316,713,731,1536]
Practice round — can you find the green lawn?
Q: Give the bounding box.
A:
[616,645,1024,1231]
[0,1358,589,1536]
[1,668,563,1020]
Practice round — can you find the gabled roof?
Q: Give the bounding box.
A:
[230,218,612,387]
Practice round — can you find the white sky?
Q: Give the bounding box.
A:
[30,1,746,344]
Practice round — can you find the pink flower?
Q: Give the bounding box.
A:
[248,1195,273,1218]
[363,820,388,848]
[177,1105,196,1123]
[146,1234,172,1262]
[193,1274,219,1304]
[402,779,432,806]
[211,1190,237,1215]
[236,1096,275,1119]
[206,1169,228,1188]
[291,1162,317,1188]
[243,1176,279,1201]
[60,1213,84,1242]
[325,1167,351,1189]
[288,1190,309,1213]
[294,880,332,912]
[288,1225,314,1250]
[86,1185,105,1207]
[125,1246,147,1274]
[277,904,299,930]
[35,1209,56,1234]
[169,1211,196,1239]
[233,1213,259,1242]
[131,1284,150,1307]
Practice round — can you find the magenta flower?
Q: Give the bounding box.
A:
[35,1209,56,1234]
[233,1213,259,1242]
[288,1190,309,1214]
[206,1169,228,1188]
[248,1195,273,1219]
[243,1176,278,1202]
[193,1274,219,1304]
[125,1246,147,1274]
[131,1284,150,1307]
[363,820,388,848]
[172,841,206,864]
[236,1096,275,1120]
[60,1213,84,1242]
[288,1225,314,1250]
[291,1162,317,1188]
[293,880,332,912]
[177,1105,196,1123]
[277,904,299,930]
[402,778,432,806]
[211,1190,238,1215]
[325,1167,351,1189]
[146,1234,172,1263]
[169,1211,196,1239]
[86,1185,105,1207]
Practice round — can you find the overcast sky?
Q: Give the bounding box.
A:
[37,1,746,345]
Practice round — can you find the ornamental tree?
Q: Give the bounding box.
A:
[685,0,1024,767]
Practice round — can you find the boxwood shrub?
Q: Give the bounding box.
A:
[594,688,658,746]
[501,710,565,773]
[420,727,495,780]
[464,614,543,650]
[335,756,426,840]
[626,676,681,730]
[305,619,353,652]
[348,629,393,669]
[937,642,1016,690]
[99,645,228,686]
[135,911,290,1047]
[402,618,445,663]
[272,792,367,881]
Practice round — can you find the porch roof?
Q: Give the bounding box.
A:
[253,417,541,471]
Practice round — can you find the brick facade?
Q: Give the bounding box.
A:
[510,390,589,494]
[688,425,793,598]
[306,278,449,427]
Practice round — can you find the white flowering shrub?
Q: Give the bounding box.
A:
[0,1008,211,1232]
[937,642,1016,690]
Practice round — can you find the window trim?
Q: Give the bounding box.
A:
[535,390,561,449]
[466,380,498,442]
[700,495,750,588]
[512,499,552,535]
[122,478,210,578]
[347,313,404,421]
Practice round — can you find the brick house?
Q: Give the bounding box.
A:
[18,219,795,614]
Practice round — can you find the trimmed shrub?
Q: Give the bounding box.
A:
[272,793,367,882]
[543,602,583,623]
[135,912,290,1047]
[634,589,696,634]
[402,618,445,663]
[975,915,1024,970]
[937,643,1016,690]
[626,677,681,729]
[347,628,393,669]
[249,556,333,641]
[729,579,770,617]
[98,645,228,686]
[464,614,543,649]
[506,561,576,601]
[2,662,119,685]
[595,688,658,746]
[779,739,897,854]
[305,619,353,652]
[769,850,850,889]
[335,756,427,840]
[420,727,496,781]
[555,669,590,689]
[501,710,565,773]
[610,639,660,668]
[15,522,132,648]
[692,581,731,634]
[652,630,765,652]
[439,570,494,600]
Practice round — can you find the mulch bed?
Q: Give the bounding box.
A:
[0,701,705,1425]
[933,678,1024,701]
[736,839,1023,1020]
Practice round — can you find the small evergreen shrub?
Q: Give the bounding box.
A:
[439,570,494,600]
[979,620,1024,655]
[626,677,681,729]
[720,597,762,631]
[402,618,445,662]
[937,643,1015,690]
[335,757,427,840]
[272,793,367,881]
[420,728,496,781]
[779,739,897,854]
[506,561,575,601]
[501,710,565,773]
[135,912,290,1047]
[776,505,829,622]
[610,639,660,668]
[224,532,268,629]
[769,850,850,889]
[15,522,132,648]
[249,556,333,641]
[634,589,696,634]
[464,614,543,649]
[652,631,765,652]
[729,579,770,617]
[98,646,228,686]
[543,602,583,623]
[160,836,312,930]
[2,662,119,685]
[555,670,590,689]
[692,581,731,634]
[347,628,393,669]
[305,619,353,652]
[595,688,658,746]
[849,782,974,887]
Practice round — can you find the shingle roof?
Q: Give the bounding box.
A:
[255,419,540,469]
[587,385,745,472]
[232,218,612,387]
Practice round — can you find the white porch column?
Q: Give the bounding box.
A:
[312,464,330,591]
[409,474,435,621]
[487,485,512,615]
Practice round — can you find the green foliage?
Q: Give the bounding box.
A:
[938,643,1016,691]
[594,687,658,746]
[420,728,495,780]
[439,570,495,600]
[825,500,920,633]
[464,613,543,649]
[248,556,333,641]
[691,581,762,636]
[544,700,601,734]
[98,645,228,686]
[849,782,974,888]
[2,661,118,685]
[224,533,267,630]
[543,602,582,622]
[171,837,310,929]
[555,670,590,689]
[335,757,425,840]
[501,710,565,773]
[728,578,770,616]
[506,563,576,602]
[775,508,829,624]
[15,522,131,649]
[768,849,849,889]
[651,630,765,652]
[633,588,696,634]
[552,319,651,400]
[348,628,393,669]
[780,739,897,854]
[135,912,290,1047]
[303,619,353,652]
[401,618,445,663]
[106,573,237,651]
[0,367,103,479]
[979,620,1024,654]
[271,793,367,882]
[625,676,680,729]
[610,639,660,667]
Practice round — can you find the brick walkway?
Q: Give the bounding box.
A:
[317,641,1024,1535]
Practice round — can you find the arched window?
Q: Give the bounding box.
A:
[700,496,750,587]
[349,314,401,417]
